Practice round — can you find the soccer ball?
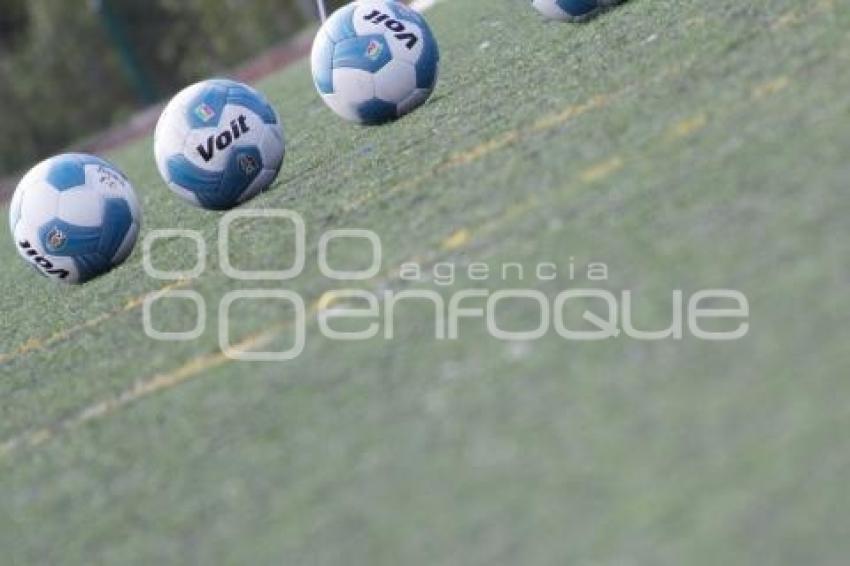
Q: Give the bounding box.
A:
[311,0,440,124]
[154,78,285,210]
[8,153,142,284]
[531,0,620,21]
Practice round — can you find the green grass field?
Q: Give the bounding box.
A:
[2,0,849,563]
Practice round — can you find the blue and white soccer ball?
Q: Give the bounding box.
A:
[154,79,285,210]
[311,0,440,124]
[531,0,621,21]
[8,153,142,284]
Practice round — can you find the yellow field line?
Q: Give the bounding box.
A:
[579,156,625,184]
[0,279,190,366]
[752,76,791,101]
[441,228,472,251]
[665,113,709,142]
[771,0,834,31]
[342,93,617,214]
[0,325,280,459]
[771,9,804,31]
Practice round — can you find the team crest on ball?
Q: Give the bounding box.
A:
[238,153,259,176]
[311,0,440,124]
[194,102,217,123]
[154,78,286,210]
[366,39,385,61]
[46,227,67,251]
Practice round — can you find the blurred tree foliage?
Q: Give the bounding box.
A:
[0,0,346,175]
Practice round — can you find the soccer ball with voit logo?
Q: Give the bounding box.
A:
[531,0,623,22]
[154,78,285,210]
[8,153,142,284]
[311,0,440,124]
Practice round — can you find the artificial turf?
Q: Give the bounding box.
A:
[1,0,849,563]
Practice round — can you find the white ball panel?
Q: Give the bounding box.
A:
[10,159,53,232]
[16,158,52,187]
[172,81,210,108]
[12,216,38,251]
[531,0,567,20]
[56,188,105,227]
[321,93,363,123]
[374,60,418,103]
[352,1,425,64]
[352,1,394,36]
[531,0,603,21]
[85,163,127,197]
[331,67,376,105]
[386,20,424,65]
[9,180,24,233]
[20,181,61,228]
[311,29,334,76]
[218,105,267,151]
[154,98,191,181]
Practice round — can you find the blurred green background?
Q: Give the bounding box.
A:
[0,0,346,177]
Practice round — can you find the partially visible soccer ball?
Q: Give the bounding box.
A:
[9,153,142,284]
[311,0,440,124]
[154,78,285,210]
[531,0,621,22]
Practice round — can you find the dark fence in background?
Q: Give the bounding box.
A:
[0,0,347,177]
